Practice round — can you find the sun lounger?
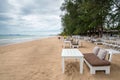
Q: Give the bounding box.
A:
[84,47,112,74]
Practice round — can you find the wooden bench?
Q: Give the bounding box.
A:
[84,48,112,74]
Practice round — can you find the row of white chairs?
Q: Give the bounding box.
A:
[83,37,120,51]
[102,40,120,51]
[63,36,81,48]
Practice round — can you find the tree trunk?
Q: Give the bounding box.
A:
[98,26,103,38]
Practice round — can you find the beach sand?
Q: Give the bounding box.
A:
[0,37,120,80]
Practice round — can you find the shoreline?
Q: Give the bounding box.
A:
[0,36,57,47]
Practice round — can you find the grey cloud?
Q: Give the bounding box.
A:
[0,0,63,35]
[0,16,12,21]
[0,0,12,12]
[20,0,60,15]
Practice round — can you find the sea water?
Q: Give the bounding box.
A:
[0,29,60,46]
[0,34,54,46]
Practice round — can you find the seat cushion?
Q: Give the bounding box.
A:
[84,53,110,66]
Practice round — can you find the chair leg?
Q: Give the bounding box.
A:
[90,68,95,74]
[105,68,110,74]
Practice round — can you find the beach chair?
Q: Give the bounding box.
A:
[71,39,80,48]
[63,36,72,48]
[84,47,112,74]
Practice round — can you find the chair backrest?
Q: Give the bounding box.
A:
[93,47,113,62]
[93,46,100,55]
[107,52,113,62]
[72,39,79,45]
[97,49,107,60]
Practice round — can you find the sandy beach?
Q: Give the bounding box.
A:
[0,36,120,80]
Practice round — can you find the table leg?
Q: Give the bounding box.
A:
[62,58,65,73]
[70,42,71,48]
[80,57,83,74]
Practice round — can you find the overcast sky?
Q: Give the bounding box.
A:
[0,0,63,35]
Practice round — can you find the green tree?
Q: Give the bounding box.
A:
[60,0,120,37]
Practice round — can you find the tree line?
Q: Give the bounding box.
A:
[60,0,120,37]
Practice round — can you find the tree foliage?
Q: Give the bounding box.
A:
[60,0,120,36]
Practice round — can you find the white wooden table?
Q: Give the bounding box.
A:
[105,49,120,62]
[61,49,84,74]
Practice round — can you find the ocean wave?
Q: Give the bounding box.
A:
[0,34,32,36]
[0,35,51,46]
